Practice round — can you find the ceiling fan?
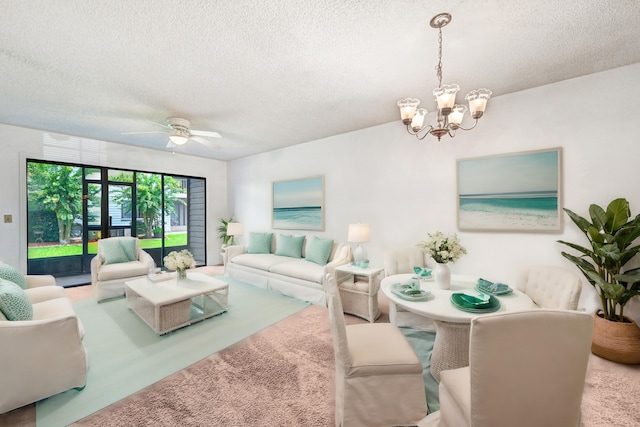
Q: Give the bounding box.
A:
[123,117,222,149]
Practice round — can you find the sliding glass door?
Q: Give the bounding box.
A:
[27,160,207,280]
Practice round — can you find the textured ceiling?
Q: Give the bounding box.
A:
[1,1,639,160]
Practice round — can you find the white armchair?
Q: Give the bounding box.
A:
[0,275,88,414]
[91,236,156,302]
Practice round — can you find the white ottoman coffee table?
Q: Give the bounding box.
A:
[125,272,229,334]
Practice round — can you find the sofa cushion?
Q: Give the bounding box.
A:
[306,237,334,265]
[247,232,274,254]
[0,262,27,289]
[231,254,293,272]
[275,234,305,258]
[97,260,150,281]
[269,259,324,284]
[0,279,33,321]
[101,239,131,265]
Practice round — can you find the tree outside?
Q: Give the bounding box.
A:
[28,163,83,245]
[110,172,186,238]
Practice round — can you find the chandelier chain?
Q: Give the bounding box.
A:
[435,26,443,88]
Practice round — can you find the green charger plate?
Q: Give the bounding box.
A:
[450,293,501,313]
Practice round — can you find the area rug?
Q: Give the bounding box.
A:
[68,305,438,426]
[36,277,309,427]
[581,354,640,426]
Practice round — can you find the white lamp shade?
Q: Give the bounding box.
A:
[348,223,370,243]
[226,222,244,236]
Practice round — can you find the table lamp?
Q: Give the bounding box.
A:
[226,222,244,246]
[348,223,370,264]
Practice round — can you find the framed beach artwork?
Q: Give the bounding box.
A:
[456,148,562,232]
[272,175,324,231]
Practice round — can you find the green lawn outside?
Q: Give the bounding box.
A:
[27,233,188,259]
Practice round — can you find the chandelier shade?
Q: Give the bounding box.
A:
[397,13,491,141]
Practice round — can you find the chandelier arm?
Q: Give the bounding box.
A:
[450,119,479,132]
[406,124,435,140]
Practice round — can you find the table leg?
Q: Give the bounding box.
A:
[430,320,471,382]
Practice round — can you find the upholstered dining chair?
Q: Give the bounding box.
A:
[519,265,583,310]
[325,273,428,427]
[419,309,593,427]
[383,247,435,331]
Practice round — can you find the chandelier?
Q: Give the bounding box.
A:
[397,13,491,141]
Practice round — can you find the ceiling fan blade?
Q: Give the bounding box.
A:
[190,129,221,138]
[122,130,167,135]
[191,135,221,149]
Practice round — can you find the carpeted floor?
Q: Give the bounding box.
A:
[37,276,309,426]
[2,266,639,426]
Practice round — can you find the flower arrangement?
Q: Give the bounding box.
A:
[417,231,467,264]
[163,249,196,278]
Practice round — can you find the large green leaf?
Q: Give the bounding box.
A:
[604,198,630,233]
[597,243,621,261]
[564,208,592,235]
[587,226,605,244]
[585,270,624,301]
[615,271,640,285]
[557,240,595,259]
[560,252,599,286]
[589,204,606,231]
[615,218,640,249]
[620,244,640,266]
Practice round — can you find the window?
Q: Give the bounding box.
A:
[26,160,207,277]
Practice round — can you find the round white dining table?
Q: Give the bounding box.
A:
[380,273,535,381]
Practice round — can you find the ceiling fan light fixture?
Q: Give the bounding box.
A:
[169,134,189,145]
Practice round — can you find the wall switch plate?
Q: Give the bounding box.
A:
[4,214,12,223]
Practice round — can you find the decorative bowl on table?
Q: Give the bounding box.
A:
[450,292,501,313]
[390,281,432,301]
[476,278,512,295]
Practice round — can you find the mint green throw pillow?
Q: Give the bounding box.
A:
[101,239,130,265]
[275,234,305,258]
[306,237,334,266]
[120,238,137,261]
[247,232,274,254]
[0,262,27,289]
[0,279,33,321]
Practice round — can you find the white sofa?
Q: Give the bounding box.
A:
[223,233,351,306]
[91,236,156,302]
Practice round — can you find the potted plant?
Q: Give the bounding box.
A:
[217,217,234,247]
[558,197,640,364]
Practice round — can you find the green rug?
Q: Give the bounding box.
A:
[400,328,439,413]
[36,277,309,427]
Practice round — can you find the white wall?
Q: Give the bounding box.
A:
[0,125,228,268]
[228,62,640,323]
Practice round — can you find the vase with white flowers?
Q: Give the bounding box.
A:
[417,231,467,289]
[163,249,196,279]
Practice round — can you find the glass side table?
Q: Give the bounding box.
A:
[334,264,384,322]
